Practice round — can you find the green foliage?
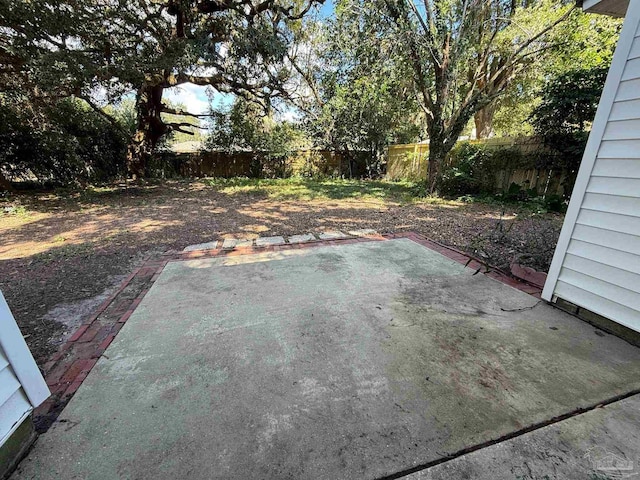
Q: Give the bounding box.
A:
[490,189,566,213]
[440,142,541,194]
[202,177,421,202]
[309,75,421,175]
[288,7,422,174]
[438,141,568,212]
[0,96,128,185]
[296,152,334,180]
[2,0,322,177]
[3,0,312,102]
[493,10,620,137]
[530,67,608,170]
[325,0,581,191]
[206,98,305,178]
[105,100,137,137]
[439,144,489,196]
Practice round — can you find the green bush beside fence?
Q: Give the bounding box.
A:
[387,137,579,201]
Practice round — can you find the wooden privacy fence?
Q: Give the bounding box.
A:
[153,149,370,178]
[386,137,574,197]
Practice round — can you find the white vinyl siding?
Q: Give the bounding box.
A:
[591,159,640,177]
[0,346,32,447]
[609,99,640,121]
[0,292,49,447]
[616,78,640,101]
[581,192,640,216]
[543,3,640,332]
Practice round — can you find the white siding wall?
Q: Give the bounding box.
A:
[0,292,49,447]
[0,346,32,446]
[543,4,640,332]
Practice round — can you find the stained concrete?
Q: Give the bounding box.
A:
[406,393,640,479]
[12,239,640,479]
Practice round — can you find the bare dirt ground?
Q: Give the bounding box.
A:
[0,179,564,366]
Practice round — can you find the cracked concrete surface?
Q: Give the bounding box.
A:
[405,393,640,480]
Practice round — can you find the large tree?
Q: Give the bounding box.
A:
[284,6,422,172]
[2,0,321,178]
[490,10,621,137]
[378,0,574,192]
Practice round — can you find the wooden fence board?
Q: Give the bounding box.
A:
[386,137,572,197]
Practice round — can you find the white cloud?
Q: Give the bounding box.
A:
[278,108,301,123]
[163,83,210,114]
[162,83,236,114]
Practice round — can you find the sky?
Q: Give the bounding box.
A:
[164,0,335,116]
[163,84,233,115]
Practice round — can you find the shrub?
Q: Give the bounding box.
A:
[530,67,607,172]
[297,151,340,180]
[438,140,565,199]
[440,143,531,196]
[439,143,486,196]
[0,97,128,187]
[260,155,293,179]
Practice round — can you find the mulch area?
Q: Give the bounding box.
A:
[0,180,564,368]
[34,232,545,433]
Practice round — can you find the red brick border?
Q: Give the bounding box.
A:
[34,232,543,432]
[394,232,544,297]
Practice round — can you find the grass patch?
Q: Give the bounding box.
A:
[203,177,427,203]
[1,204,30,217]
[32,242,96,263]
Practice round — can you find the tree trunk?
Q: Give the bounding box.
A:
[427,142,446,194]
[0,169,14,192]
[126,130,151,180]
[426,115,448,194]
[126,81,167,179]
[426,113,471,194]
[474,104,497,139]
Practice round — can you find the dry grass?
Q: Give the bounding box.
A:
[0,178,564,365]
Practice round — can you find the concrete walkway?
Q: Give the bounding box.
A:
[406,393,640,479]
[13,239,640,479]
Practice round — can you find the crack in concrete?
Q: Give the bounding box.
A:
[377,389,640,480]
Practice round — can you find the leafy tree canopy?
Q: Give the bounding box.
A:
[530,66,608,168]
[492,11,621,137]
[1,0,322,176]
[207,97,304,157]
[285,2,422,174]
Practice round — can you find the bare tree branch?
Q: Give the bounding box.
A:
[161,105,213,117]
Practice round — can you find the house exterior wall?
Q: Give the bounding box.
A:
[0,292,49,447]
[0,346,32,447]
[542,2,640,332]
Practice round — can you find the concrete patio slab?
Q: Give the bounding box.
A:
[13,239,640,480]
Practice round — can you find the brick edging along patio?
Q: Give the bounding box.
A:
[34,232,544,432]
